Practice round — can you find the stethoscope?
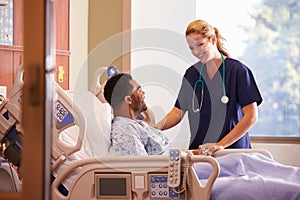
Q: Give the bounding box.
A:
[192,53,229,113]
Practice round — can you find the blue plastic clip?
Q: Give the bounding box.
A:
[107,66,120,79]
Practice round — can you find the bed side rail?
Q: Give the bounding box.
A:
[52,154,220,200]
[213,148,273,160]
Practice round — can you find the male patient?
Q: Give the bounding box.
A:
[103,73,170,156]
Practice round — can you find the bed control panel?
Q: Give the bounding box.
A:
[168,149,181,187]
[54,101,74,129]
[149,175,179,199]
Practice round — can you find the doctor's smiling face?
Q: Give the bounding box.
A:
[186,32,216,64]
[185,19,219,64]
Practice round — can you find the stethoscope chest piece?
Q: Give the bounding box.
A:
[192,52,229,113]
[221,95,229,104]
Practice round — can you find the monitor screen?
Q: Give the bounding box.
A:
[95,174,131,199]
[99,178,127,196]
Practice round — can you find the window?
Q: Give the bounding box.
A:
[197,0,300,137]
[0,0,13,45]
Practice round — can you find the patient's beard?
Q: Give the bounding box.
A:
[142,104,147,112]
[131,98,147,114]
[132,104,147,116]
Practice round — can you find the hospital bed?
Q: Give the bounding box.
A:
[2,65,298,200]
[51,67,278,200]
[51,66,220,200]
[52,115,299,199]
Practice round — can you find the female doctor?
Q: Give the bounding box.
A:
[156,19,262,155]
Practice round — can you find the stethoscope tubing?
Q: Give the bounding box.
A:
[192,52,228,113]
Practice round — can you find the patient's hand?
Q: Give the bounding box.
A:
[193,143,224,156]
[138,106,155,124]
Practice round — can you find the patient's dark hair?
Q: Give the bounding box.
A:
[104,73,133,109]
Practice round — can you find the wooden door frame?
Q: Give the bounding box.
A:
[22,0,50,199]
[0,0,51,199]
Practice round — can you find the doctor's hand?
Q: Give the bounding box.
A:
[192,143,224,156]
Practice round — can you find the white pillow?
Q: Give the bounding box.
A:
[65,90,112,158]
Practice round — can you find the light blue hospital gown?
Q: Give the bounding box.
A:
[110,116,170,156]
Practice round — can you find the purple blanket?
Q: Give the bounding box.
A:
[194,152,300,200]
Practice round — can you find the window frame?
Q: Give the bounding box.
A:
[251,136,300,144]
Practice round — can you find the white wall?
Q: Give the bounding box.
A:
[131,0,197,148]
[252,143,300,167]
[69,0,89,91]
